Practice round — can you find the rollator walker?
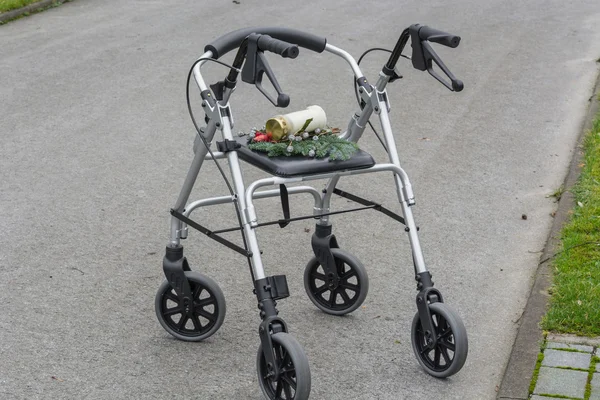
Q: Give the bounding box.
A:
[155,24,469,400]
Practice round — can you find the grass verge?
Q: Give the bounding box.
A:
[0,0,40,13]
[0,0,68,24]
[528,339,546,395]
[584,356,599,399]
[542,112,600,336]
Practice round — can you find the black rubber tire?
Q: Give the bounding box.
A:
[257,332,311,400]
[155,271,226,342]
[410,302,468,378]
[303,248,368,316]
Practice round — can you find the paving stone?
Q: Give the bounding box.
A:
[546,341,594,353]
[542,349,592,369]
[597,362,600,373]
[530,396,569,400]
[591,373,600,400]
[534,366,588,399]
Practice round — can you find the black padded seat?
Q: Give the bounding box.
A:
[235,138,375,178]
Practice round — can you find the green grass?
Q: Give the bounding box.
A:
[529,349,546,395]
[550,185,565,201]
[542,112,600,336]
[584,356,599,399]
[553,365,590,372]
[0,0,41,13]
[550,347,591,353]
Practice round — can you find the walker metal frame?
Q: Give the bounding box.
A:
[155,25,469,399]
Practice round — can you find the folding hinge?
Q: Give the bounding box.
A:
[373,90,391,114]
[201,91,234,129]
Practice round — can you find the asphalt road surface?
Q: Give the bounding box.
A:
[1,1,600,399]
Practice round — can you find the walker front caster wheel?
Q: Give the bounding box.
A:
[257,332,311,400]
[155,271,226,342]
[304,248,368,316]
[411,302,468,378]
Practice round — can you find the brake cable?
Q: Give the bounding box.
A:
[353,47,411,154]
[185,58,255,279]
[184,47,410,266]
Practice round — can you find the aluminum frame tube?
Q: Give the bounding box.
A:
[324,44,363,79]
[169,121,218,247]
[179,186,322,240]
[377,102,427,274]
[244,163,415,226]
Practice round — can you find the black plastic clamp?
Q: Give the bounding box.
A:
[258,315,288,381]
[210,80,227,101]
[216,139,242,153]
[255,275,290,301]
[416,271,434,292]
[254,274,289,382]
[311,224,341,289]
[415,279,444,350]
[162,246,194,313]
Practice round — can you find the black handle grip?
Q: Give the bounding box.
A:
[205,27,326,59]
[257,35,299,59]
[418,25,460,48]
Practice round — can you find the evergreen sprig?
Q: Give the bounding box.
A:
[248,134,358,161]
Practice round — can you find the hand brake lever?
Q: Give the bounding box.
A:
[254,52,290,107]
[421,41,464,92]
[241,35,291,107]
[409,24,464,92]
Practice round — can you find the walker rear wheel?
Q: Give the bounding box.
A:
[303,249,368,316]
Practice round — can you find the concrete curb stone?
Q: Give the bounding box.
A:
[548,333,600,347]
[542,349,592,369]
[534,366,588,399]
[591,373,600,400]
[546,341,594,353]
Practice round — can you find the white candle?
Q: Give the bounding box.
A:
[266,105,327,140]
